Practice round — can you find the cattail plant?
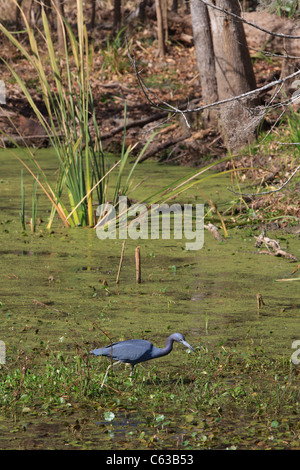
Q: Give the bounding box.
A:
[1,0,114,229]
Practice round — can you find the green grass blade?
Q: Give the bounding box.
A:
[20,169,25,231]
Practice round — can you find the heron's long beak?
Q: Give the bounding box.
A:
[182,340,196,352]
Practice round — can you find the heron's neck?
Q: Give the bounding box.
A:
[154,340,174,358]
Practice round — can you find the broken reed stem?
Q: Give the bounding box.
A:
[116,240,126,284]
[256,293,265,314]
[135,246,141,284]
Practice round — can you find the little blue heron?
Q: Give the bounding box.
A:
[90,332,196,387]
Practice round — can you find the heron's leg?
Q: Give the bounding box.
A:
[129,364,134,382]
[101,360,121,388]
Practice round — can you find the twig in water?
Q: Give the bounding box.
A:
[204,223,224,241]
[135,246,141,283]
[116,240,126,285]
[256,293,265,313]
[32,299,69,315]
[254,231,297,261]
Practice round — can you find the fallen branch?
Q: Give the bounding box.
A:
[100,111,170,140]
[258,248,297,261]
[291,264,300,275]
[0,134,50,146]
[255,230,297,261]
[139,132,190,162]
[32,299,69,315]
[204,223,224,241]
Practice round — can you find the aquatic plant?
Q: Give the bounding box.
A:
[0,0,145,229]
[1,341,299,449]
[100,26,130,77]
[20,169,25,231]
[31,175,38,233]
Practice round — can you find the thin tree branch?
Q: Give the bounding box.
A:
[228,165,300,196]
[182,69,300,113]
[247,43,300,60]
[128,39,300,115]
[126,39,191,127]
[200,0,300,39]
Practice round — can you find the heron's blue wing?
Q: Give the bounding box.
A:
[91,339,153,364]
[90,341,120,357]
[115,340,153,364]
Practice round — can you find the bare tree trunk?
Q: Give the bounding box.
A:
[91,0,97,28]
[114,0,122,31]
[190,0,218,124]
[191,0,257,148]
[138,0,148,22]
[208,0,256,100]
[155,0,168,57]
[162,0,168,44]
[15,0,24,30]
[208,0,256,147]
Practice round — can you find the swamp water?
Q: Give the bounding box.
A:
[0,148,299,450]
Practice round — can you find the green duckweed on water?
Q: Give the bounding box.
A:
[0,148,300,450]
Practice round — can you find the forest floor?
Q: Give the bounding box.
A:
[0,7,299,224]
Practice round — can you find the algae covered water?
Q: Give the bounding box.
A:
[0,148,299,449]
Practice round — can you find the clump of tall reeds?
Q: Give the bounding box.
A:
[20,169,39,232]
[0,0,135,229]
